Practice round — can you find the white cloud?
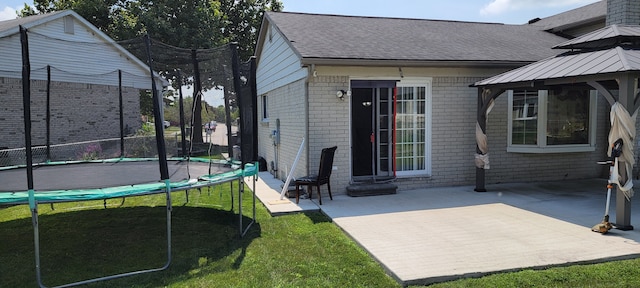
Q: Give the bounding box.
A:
[480,0,599,16]
[0,6,19,21]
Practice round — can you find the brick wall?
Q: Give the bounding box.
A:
[307,76,350,193]
[257,78,308,181]
[366,76,613,192]
[0,77,141,149]
[395,76,481,191]
[258,73,633,195]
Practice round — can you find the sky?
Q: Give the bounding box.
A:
[1,0,601,24]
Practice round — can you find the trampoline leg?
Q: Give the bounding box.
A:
[230,180,234,212]
[240,175,258,238]
[31,204,46,288]
[239,178,243,237]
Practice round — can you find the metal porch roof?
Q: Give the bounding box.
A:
[474,47,640,86]
[553,25,640,50]
[475,24,640,87]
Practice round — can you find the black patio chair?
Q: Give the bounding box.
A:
[294,146,338,205]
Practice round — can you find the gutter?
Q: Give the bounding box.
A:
[300,58,535,68]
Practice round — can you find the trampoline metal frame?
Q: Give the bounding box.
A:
[28,164,258,288]
[15,26,258,287]
[31,180,174,288]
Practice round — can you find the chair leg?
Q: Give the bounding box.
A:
[317,185,322,205]
[295,184,301,204]
[327,182,333,201]
[308,185,313,200]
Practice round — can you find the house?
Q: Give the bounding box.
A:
[527,0,606,37]
[254,0,636,197]
[0,10,164,149]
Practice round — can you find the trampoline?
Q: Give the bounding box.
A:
[0,157,245,204]
[2,25,260,288]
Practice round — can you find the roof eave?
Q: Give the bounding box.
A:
[2,10,169,87]
[547,16,605,34]
[300,58,533,68]
[474,71,640,88]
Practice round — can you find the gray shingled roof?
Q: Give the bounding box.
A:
[474,25,640,87]
[528,0,605,32]
[265,12,569,66]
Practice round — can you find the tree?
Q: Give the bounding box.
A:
[19,0,283,60]
[19,0,282,143]
[20,0,125,37]
[219,0,283,60]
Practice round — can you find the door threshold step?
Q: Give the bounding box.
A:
[347,183,397,197]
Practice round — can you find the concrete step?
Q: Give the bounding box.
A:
[347,183,397,197]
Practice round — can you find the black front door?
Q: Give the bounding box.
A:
[351,88,374,177]
[351,80,396,181]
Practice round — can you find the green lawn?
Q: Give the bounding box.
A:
[2,183,640,287]
[0,183,397,288]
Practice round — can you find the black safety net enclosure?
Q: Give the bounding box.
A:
[0,17,258,287]
[119,36,258,166]
[1,31,258,170]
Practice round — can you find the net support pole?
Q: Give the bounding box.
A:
[223,85,233,156]
[248,57,258,164]
[20,25,34,218]
[144,34,169,180]
[190,49,204,144]
[20,24,43,287]
[118,69,125,158]
[46,65,51,162]
[177,70,187,157]
[230,43,244,164]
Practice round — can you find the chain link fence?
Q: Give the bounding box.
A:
[0,136,179,167]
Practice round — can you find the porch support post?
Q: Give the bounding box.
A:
[475,88,486,192]
[614,73,636,230]
[587,75,637,230]
[475,87,503,192]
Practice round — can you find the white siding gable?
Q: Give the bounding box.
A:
[256,23,307,95]
[0,13,153,89]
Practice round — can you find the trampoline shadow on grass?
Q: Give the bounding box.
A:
[0,203,261,288]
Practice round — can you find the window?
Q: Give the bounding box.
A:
[395,79,432,176]
[261,94,268,121]
[508,89,597,153]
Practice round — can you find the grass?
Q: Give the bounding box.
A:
[0,183,397,288]
[2,182,640,287]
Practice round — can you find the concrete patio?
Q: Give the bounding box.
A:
[253,172,640,286]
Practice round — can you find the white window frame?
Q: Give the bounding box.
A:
[395,78,432,177]
[507,89,597,153]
